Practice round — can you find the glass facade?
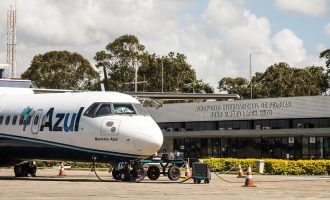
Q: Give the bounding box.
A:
[163,117,330,160]
[173,136,330,160]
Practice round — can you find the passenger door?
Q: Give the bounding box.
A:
[31,109,43,134]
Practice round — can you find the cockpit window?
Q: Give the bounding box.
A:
[84,103,100,118]
[84,102,139,117]
[114,103,136,114]
[133,104,149,116]
[95,104,111,117]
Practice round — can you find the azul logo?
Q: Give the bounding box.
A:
[40,107,84,132]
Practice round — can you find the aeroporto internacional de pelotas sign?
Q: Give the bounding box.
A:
[146,96,330,123]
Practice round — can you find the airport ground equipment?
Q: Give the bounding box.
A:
[192,162,211,184]
[140,153,186,181]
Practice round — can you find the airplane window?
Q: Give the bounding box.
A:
[95,104,111,117]
[19,115,23,125]
[0,116,3,125]
[27,116,31,125]
[5,116,10,125]
[34,116,39,125]
[84,103,100,118]
[133,104,149,116]
[114,104,136,114]
[12,115,17,125]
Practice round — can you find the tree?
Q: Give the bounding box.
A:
[95,34,213,93]
[218,77,249,98]
[95,34,145,91]
[218,62,328,98]
[138,52,213,93]
[22,51,100,90]
[320,49,330,69]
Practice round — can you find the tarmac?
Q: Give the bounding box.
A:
[0,168,330,200]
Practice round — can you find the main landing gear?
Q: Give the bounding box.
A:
[14,161,37,177]
[111,162,145,182]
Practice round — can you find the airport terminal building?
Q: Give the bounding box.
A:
[146,96,330,160]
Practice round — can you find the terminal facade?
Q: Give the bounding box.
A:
[146,96,330,160]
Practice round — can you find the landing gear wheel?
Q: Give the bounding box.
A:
[193,179,197,184]
[168,166,180,180]
[120,171,131,181]
[197,179,201,184]
[28,162,37,177]
[131,168,145,182]
[112,169,121,180]
[14,164,28,177]
[204,179,210,184]
[147,166,160,180]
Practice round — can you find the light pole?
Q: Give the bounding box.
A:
[250,53,252,99]
[161,57,164,93]
[134,58,137,92]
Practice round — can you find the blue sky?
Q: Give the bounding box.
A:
[247,0,330,55]
[0,0,329,90]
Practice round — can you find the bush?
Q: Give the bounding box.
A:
[36,161,110,169]
[202,158,330,175]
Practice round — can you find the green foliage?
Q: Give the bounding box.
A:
[320,49,330,69]
[202,158,330,175]
[218,77,249,97]
[218,62,328,98]
[22,51,100,90]
[95,34,213,93]
[36,161,110,169]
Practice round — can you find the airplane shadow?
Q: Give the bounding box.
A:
[0,176,193,184]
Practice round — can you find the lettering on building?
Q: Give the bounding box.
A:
[195,101,291,119]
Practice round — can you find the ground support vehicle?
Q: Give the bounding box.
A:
[192,162,211,184]
[140,158,185,181]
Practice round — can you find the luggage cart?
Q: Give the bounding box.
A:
[192,162,211,184]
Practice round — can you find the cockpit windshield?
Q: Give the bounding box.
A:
[83,102,149,118]
[113,103,135,114]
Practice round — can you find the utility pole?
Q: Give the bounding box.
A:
[250,53,252,99]
[134,58,137,92]
[161,57,164,93]
[6,3,17,78]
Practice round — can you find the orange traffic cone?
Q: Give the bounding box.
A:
[58,163,66,176]
[237,164,245,178]
[185,161,191,178]
[243,165,256,187]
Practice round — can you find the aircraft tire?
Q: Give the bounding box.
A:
[28,162,37,177]
[14,164,28,177]
[120,171,131,181]
[130,168,146,182]
[168,166,180,181]
[147,166,160,180]
[112,169,121,180]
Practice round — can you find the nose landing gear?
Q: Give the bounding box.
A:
[111,162,146,182]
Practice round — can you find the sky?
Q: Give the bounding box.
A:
[0,0,329,90]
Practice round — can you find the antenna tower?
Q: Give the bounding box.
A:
[6,4,17,78]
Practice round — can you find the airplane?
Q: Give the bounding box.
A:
[0,87,163,181]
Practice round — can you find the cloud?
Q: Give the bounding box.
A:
[0,0,325,91]
[272,29,307,63]
[325,23,330,36]
[276,0,327,17]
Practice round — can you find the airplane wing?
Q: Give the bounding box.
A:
[124,92,239,100]
[33,89,239,108]
[126,92,239,108]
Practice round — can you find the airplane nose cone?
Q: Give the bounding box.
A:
[133,126,163,156]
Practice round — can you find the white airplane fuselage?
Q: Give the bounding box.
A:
[0,89,163,165]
